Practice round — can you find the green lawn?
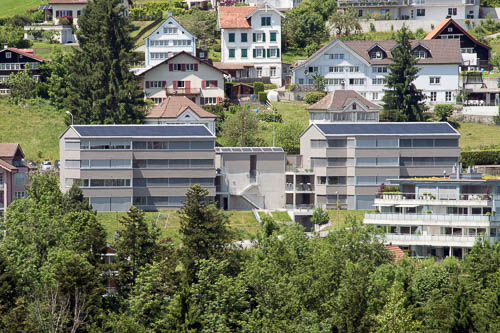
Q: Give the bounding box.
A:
[130,21,155,39]
[271,101,309,125]
[271,211,292,222]
[326,209,374,230]
[98,210,261,244]
[31,41,77,60]
[0,0,44,17]
[134,20,163,47]
[0,98,66,162]
[457,122,500,151]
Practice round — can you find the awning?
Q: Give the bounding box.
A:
[38,5,53,10]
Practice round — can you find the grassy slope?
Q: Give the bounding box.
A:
[326,209,374,230]
[31,41,77,60]
[0,0,44,17]
[0,99,66,162]
[457,122,500,151]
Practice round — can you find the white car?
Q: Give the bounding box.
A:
[41,161,53,171]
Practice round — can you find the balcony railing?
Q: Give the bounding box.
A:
[285,204,315,210]
[365,213,492,224]
[296,183,314,192]
[375,192,492,201]
[382,234,499,243]
[165,88,201,95]
[338,0,404,7]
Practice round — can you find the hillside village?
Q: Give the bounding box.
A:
[0,0,500,331]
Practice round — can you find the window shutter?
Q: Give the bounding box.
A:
[181,64,186,72]
[145,81,150,88]
[162,81,166,88]
[253,33,256,42]
[201,80,205,88]
[262,33,266,42]
[261,17,264,26]
[267,49,270,58]
[194,63,198,71]
[253,49,256,58]
[277,48,280,57]
[186,81,191,89]
[200,97,205,105]
[173,81,178,89]
[216,97,220,104]
[169,64,173,71]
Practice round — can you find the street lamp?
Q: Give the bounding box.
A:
[66,111,74,125]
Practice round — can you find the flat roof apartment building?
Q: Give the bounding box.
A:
[299,122,461,210]
[59,125,216,212]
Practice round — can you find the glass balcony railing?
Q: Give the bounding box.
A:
[375,192,492,201]
[365,213,492,223]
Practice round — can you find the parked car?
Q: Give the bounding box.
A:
[55,160,60,169]
[41,161,53,171]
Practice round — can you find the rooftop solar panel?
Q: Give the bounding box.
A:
[272,148,284,152]
[316,123,458,136]
[73,125,213,137]
[215,147,284,153]
[262,148,273,151]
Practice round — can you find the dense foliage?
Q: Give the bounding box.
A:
[305,91,326,105]
[460,149,500,166]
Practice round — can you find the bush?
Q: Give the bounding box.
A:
[305,91,326,105]
[264,83,277,90]
[370,23,376,32]
[460,150,500,166]
[434,104,454,121]
[257,112,283,123]
[253,82,264,95]
[258,91,267,103]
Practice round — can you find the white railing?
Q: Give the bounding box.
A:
[383,234,499,243]
[365,213,491,223]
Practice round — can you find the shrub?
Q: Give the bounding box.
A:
[305,91,326,105]
[257,112,282,123]
[460,150,500,166]
[59,17,71,25]
[253,82,264,95]
[264,83,277,90]
[434,104,454,121]
[258,91,267,103]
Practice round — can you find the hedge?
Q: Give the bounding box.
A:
[258,91,267,103]
[253,82,264,95]
[460,150,500,167]
[305,91,326,105]
[257,112,283,123]
[264,83,277,90]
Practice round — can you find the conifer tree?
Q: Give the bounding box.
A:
[382,25,427,121]
[65,0,144,124]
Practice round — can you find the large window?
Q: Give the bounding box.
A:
[132,178,214,188]
[416,9,425,16]
[228,33,235,43]
[241,33,247,42]
[80,141,131,150]
[270,32,277,42]
[87,179,131,187]
[261,17,271,26]
[132,141,214,150]
[14,173,25,186]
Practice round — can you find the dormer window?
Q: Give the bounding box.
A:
[414,50,426,59]
[370,51,383,59]
[352,103,357,110]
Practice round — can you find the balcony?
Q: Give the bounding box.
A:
[165,88,201,96]
[295,183,314,192]
[338,0,404,7]
[365,213,493,227]
[374,192,492,207]
[381,234,499,247]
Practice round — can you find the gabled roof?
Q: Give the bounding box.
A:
[314,122,459,136]
[385,245,405,262]
[0,48,47,62]
[0,143,24,159]
[68,124,215,138]
[217,2,283,29]
[144,13,196,41]
[424,17,491,50]
[136,51,228,76]
[307,90,382,111]
[146,96,217,119]
[0,159,17,172]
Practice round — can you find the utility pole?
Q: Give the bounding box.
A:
[241,112,245,146]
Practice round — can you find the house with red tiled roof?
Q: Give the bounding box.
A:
[0,144,30,217]
[0,47,48,95]
[145,96,217,134]
[425,17,491,71]
[307,90,382,124]
[217,2,284,86]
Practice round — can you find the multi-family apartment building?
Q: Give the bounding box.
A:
[59,125,216,212]
[217,3,284,86]
[364,168,500,258]
[292,38,461,104]
[0,47,47,95]
[0,144,30,216]
[298,122,460,210]
[246,0,301,10]
[307,90,382,124]
[337,0,479,21]
[136,51,227,105]
[215,147,286,210]
[144,13,200,68]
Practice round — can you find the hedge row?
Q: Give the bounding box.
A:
[460,150,500,166]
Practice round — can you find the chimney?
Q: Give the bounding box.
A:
[4,44,8,49]
[168,11,172,17]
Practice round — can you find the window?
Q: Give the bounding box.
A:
[149,81,162,88]
[5,52,11,59]
[358,9,363,17]
[228,33,235,42]
[448,27,454,32]
[241,33,247,42]
[228,49,235,58]
[429,76,441,85]
[0,174,3,185]
[308,66,319,73]
[352,103,357,110]
[172,40,191,46]
[372,92,379,100]
[164,27,177,34]
[15,192,25,199]
[461,48,474,54]
[270,32,277,42]
[430,91,436,102]
[416,9,425,16]
[349,78,364,85]
[268,48,277,57]
[326,79,344,85]
[256,67,262,77]
[448,8,457,16]
[177,81,185,88]
[372,78,386,85]
[329,53,344,60]
[370,51,383,59]
[270,67,276,77]
[372,66,387,73]
[254,32,264,42]
[298,78,304,84]
[261,16,271,26]
[241,48,247,58]
[414,50,426,59]
[14,173,25,186]
[203,97,217,105]
[255,48,264,58]
[446,91,452,102]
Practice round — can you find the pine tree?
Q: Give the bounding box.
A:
[65,0,144,124]
[382,25,427,122]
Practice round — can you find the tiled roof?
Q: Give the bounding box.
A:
[385,245,405,262]
[307,90,382,111]
[147,96,216,119]
[49,0,88,4]
[0,159,17,172]
[218,6,257,29]
[0,143,22,158]
[0,48,47,62]
[213,62,254,70]
[136,51,228,76]
[424,17,491,50]
[316,122,459,136]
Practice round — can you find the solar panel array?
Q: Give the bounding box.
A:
[73,125,214,137]
[316,123,458,135]
[215,147,284,153]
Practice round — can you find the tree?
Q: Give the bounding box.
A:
[382,25,427,122]
[178,185,231,284]
[311,207,329,226]
[40,47,71,110]
[115,206,160,296]
[434,104,454,122]
[219,106,261,147]
[283,4,327,50]
[5,70,37,103]
[261,215,279,237]
[0,252,18,318]
[311,71,325,92]
[65,0,145,125]
[329,8,361,36]
[276,121,306,154]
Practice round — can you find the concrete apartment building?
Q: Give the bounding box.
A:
[337,0,479,20]
[292,38,461,105]
[215,147,286,210]
[298,122,461,210]
[59,125,216,212]
[0,144,30,216]
[364,168,500,258]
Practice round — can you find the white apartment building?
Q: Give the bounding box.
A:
[246,0,301,10]
[136,51,226,105]
[48,0,129,25]
[144,13,197,68]
[292,38,461,105]
[364,169,500,258]
[337,0,479,20]
[217,2,284,86]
